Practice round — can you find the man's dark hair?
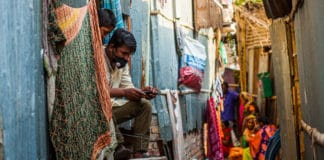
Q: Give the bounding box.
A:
[108,28,137,53]
[98,8,116,28]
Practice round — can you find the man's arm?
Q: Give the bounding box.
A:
[110,88,126,98]
[110,87,145,101]
[110,65,145,101]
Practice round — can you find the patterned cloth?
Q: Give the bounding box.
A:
[48,0,116,159]
[206,97,224,160]
[250,125,277,160]
[54,4,88,45]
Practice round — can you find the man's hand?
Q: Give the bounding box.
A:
[123,88,146,101]
[142,86,158,100]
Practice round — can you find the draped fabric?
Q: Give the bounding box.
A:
[241,132,253,160]
[206,97,224,160]
[54,4,88,45]
[238,99,245,136]
[48,0,116,159]
[250,125,277,160]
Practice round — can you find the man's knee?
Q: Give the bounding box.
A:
[140,98,152,113]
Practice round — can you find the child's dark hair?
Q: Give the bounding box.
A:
[98,8,116,28]
[108,28,137,53]
[223,121,230,127]
[257,116,269,125]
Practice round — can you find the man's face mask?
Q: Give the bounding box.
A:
[112,56,128,69]
[110,47,131,69]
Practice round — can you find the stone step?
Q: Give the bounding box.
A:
[129,156,167,160]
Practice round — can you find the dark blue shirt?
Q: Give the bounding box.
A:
[221,90,239,121]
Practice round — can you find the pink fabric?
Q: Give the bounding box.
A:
[179,66,203,91]
[238,100,245,136]
[206,97,224,160]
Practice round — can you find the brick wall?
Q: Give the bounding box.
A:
[184,130,205,160]
[148,115,205,159]
[148,115,161,157]
[246,26,271,48]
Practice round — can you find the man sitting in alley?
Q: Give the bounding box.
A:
[104,28,158,159]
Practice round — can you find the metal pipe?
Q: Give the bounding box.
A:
[159,89,211,95]
[301,120,324,146]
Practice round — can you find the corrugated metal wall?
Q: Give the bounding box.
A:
[0,0,47,159]
[270,20,298,160]
[129,0,216,140]
[294,0,324,159]
[129,0,151,88]
[150,0,179,140]
[60,0,88,7]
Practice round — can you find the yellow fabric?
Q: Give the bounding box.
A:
[243,147,253,160]
[228,147,243,160]
[54,4,88,45]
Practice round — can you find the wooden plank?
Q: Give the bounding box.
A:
[248,48,254,93]
[253,47,260,94]
[269,19,298,160]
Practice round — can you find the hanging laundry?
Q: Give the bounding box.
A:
[219,41,228,65]
[206,97,224,160]
[48,0,115,159]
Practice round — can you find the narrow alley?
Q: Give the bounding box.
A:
[1,0,324,160]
